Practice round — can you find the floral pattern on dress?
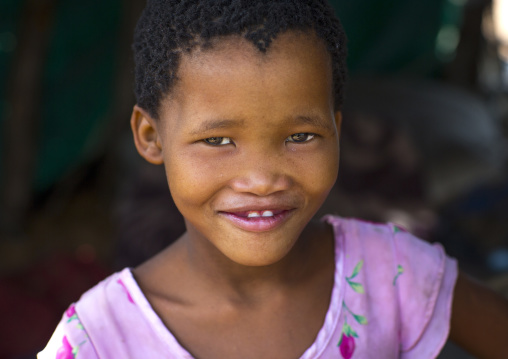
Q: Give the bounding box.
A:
[338,261,368,358]
[393,224,406,234]
[338,318,357,359]
[56,336,74,359]
[117,278,135,304]
[392,225,405,286]
[56,304,88,358]
[393,264,404,286]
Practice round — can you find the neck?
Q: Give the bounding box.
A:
[181,221,328,302]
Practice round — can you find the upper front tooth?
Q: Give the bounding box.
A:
[248,212,261,218]
[262,211,274,217]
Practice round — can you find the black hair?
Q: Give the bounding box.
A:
[133,0,347,119]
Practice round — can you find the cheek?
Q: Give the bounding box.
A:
[294,142,339,195]
[164,140,339,210]
[164,147,228,208]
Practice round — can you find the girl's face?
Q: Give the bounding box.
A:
[133,31,341,266]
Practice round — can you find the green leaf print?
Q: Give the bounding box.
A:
[339,322,358,345]
[393,265,404,286]
[339,259,368,355]
[342,301,368,325]
[353,313,368,325]
[348,260,363,280]
[346,260,365,293]
[66,314,78,323]
[346,280,365,294]
[393,225,407,234]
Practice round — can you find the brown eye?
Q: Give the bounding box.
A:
[204,137,232,146]
[286,133,315,143]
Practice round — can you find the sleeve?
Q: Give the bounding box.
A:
[38,303,99,359]
[391,225,459,359]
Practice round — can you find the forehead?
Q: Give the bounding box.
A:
[187,31,329,68]
[159,31,334,127]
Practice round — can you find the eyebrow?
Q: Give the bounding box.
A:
[290,115,334,132]
[189,119,245,135]
[189,114,334,135]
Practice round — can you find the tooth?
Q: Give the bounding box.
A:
[262,211,274,217]
[248,212,260,218]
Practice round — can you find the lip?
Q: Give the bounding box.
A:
[218,208,295,232]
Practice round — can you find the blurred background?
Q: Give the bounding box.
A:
[1,0,508,357]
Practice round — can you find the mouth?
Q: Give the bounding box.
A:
[219,209,294,232]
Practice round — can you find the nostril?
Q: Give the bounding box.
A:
[230,172,291,196]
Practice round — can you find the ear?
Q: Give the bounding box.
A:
[130,105,164,165]
[334,111,342,138]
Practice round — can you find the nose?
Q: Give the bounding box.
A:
[229,154,292,196]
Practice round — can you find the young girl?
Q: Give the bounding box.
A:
[39,0,508,358]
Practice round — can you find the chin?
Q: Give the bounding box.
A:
[229,253,288,267]
[219,236,297,267]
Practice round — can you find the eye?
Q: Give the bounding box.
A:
[203,137,232,146]
[286,133,315,143]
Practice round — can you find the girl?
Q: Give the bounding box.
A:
[39,0,508,358]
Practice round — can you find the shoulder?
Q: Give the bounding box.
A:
[38,303,98,359]
[324,215,394,240]
[325,215,457,295]
[324,215,449,263]
[324,215,399,259]
[323,215,458,358]
[39,268,180,358]
[38,270,132,359]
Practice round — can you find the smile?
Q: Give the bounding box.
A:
[248,210,273,218]
[219,209,294,232]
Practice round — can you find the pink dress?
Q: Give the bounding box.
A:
[38,216,458,358]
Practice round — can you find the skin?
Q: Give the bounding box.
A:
[130,30,508,358]
[449,273,508,358]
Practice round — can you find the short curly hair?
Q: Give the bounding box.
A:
[133,0,347,119]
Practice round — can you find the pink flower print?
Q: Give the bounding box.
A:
[339,332,355,359]
[117,278,135,304]
[66,304,79,325]
[338,319,359,359]
[56,336,74,359]
[339,260,368,358]
[65,304,76,318]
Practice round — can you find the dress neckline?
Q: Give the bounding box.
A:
[120,216,346,359]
